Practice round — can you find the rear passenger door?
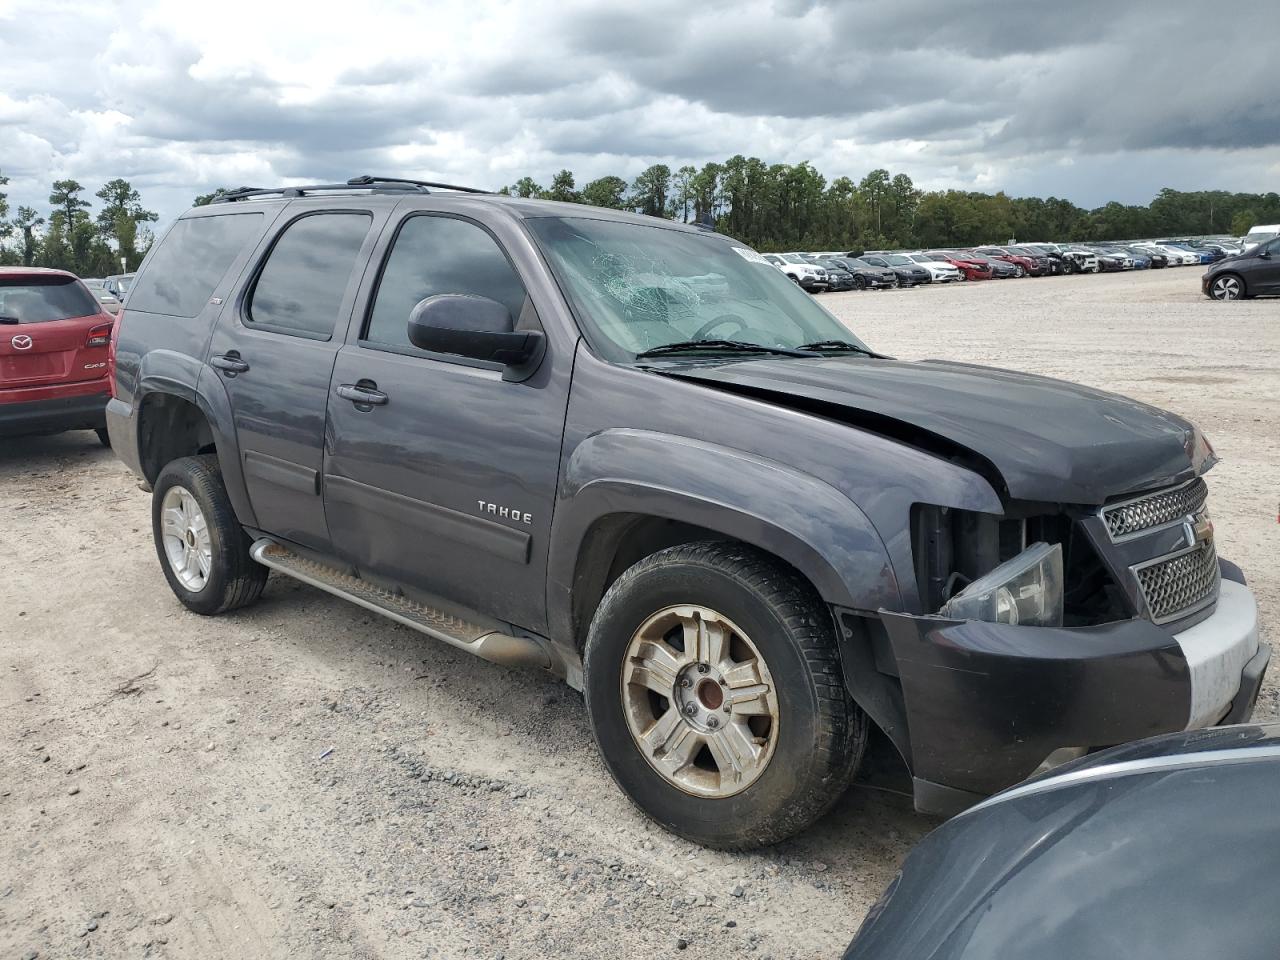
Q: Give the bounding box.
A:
[206,208,383,551]
[323,211,570,632]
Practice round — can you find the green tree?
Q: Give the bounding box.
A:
[509,176,544,199]
[1231,209,1256,235]
[194,187,232,206]
[545,169,578,203]
[49,179,91,227]
[0,169,11,264]
[673,165,697,222]
[13,207,44,266]
[580,175,628,209]
[630,164,671,218]
[96,178,158,270]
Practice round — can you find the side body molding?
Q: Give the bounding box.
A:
[546,428,901,646]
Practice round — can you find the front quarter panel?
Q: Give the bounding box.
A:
[550,427,899,637]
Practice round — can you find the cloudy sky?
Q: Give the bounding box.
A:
[1,0,1275,225]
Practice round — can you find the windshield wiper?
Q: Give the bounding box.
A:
[0,315,21,325]
[793,339,875,356]
[635,339,809,359]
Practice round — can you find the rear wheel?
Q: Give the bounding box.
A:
[152,455,268,616]
[1209,274,1245,300]
[1013,265,1026,278]
[583,541,866,849]
[853,275,867,291]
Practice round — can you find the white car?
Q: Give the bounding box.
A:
[762,253,828,291]
[904,253,962,282]
[1138,243,1197,266]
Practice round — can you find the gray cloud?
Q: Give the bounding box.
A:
[0,0,1273,229]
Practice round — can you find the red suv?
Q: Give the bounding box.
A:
[0,267,116,445]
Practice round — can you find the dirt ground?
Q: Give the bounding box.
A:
[2,266,1276,960]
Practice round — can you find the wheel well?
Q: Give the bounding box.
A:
[138,393,217,484]
[567,514,833,652]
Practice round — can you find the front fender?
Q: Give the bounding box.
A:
[547,428,900,643]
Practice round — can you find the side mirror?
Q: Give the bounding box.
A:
[407,294,543,368]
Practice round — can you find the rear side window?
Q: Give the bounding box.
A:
[128,213,263,318]
[0,276,100,323]
[364,215,529,352]
[247,213,372,338]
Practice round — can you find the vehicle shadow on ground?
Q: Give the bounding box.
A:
[0,431,116,477]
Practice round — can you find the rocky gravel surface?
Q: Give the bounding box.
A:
[2,267,1275,959]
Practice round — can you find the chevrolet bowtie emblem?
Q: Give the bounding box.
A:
[1185,512,1213,548]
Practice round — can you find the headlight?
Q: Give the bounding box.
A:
[939,542,1063,627]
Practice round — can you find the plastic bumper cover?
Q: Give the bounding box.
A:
[878,578,1266,815]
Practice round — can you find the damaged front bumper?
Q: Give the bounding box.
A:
[869,571,1267,817]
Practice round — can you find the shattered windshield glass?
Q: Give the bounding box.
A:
[525,216,866,362]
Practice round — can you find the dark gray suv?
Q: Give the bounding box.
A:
[107,177,1267,849]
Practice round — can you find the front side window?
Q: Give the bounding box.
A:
[247,213,372,338]
[525,216,868,361]
[129,214,263,318]
[365,215,530,352]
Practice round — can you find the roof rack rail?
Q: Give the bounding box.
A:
[346,175,491,194]
[212,175,491,203]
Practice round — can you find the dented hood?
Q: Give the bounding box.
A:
[663,356,1215,504]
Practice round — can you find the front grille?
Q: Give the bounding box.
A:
[1101,478,1208,539]
[1134,541,1220,624]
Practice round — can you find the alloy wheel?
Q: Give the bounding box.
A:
[621,605,779,798]
[1211,275,1243,300]
[159,485,213,591]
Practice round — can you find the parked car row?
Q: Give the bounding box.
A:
[760,233,1274,300]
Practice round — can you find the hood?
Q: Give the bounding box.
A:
[663,356,1214,503]
[843,725,1280,960]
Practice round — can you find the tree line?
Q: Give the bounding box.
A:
[0,171,158,276]
[498,161,1279,252]
[4,162,1276,276]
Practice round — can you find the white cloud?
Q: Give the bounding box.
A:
[0,0,1274,227]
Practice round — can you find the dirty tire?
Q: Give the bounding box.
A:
[583,541,866,850]
[151,455,268,616]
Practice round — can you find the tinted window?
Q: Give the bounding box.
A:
[129,214,263,317]
[248,213,372,337]
[0,277,100,323]
[365,215,529,350]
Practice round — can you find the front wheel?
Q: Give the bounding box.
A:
[152,455,268,616]
[1014,265,1026,278]
[1209,274,1245,300]
[583,542,866,849]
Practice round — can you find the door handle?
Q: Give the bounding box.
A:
[210,352,250,375]
[337,382,389,406]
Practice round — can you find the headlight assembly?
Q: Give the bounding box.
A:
[939,542,1064,627]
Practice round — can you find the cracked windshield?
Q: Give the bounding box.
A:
[527,216,869,361]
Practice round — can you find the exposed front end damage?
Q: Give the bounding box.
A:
[849,485,1268,816]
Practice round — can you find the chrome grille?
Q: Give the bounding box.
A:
[1102,478,1208,539]
[1134,541,1220,624]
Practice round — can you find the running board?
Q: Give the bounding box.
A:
[249,539,549,670]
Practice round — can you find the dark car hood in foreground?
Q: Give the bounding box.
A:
[843,724,1280,960]
[664,356,1214,503]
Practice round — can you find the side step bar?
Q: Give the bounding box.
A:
[249,539,549,670]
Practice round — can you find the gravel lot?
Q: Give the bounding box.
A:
[2,267,1276,960]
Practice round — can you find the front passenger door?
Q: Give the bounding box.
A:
[323,213,571,632]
